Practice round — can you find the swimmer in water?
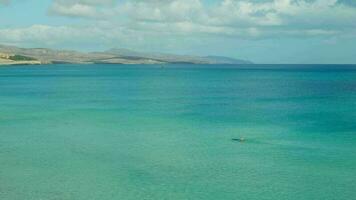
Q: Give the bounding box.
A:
[232,137,245,142]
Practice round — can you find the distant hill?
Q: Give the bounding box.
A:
[0,51,41,65]
[104,48,252,64]
[203,56,253,64]
[0,44,252,65]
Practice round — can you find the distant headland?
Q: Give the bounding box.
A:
[0,44,252,66]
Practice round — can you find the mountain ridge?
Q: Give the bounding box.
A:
[0,44,252,65]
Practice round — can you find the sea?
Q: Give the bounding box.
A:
[0,64,355,200]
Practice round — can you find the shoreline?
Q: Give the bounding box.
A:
[0,61,42,66]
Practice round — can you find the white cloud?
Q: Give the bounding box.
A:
[49,0,116,18]
[0,23,160,50]
[49,2,98,18]
[1,0,356,50]
[51,0,115,6]
[0,25,85,45]
[115,0,356,38]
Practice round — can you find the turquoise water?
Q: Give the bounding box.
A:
[0,64,355,200]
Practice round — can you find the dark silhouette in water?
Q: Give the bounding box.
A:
[232,137,245,142]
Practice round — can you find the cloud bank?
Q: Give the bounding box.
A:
[2,0,356,41]
[46,0,356,37]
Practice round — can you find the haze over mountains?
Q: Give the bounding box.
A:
[0,44,252,65]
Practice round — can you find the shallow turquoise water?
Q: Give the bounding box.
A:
[0,64,356,200]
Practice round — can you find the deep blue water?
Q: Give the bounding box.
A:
[0,64,355,200]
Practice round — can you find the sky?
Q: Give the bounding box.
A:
[0,0,356,64]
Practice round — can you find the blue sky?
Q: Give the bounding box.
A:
[1,0,356,64]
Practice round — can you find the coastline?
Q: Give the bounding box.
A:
[0,61,42,66]
[0,44,252,65]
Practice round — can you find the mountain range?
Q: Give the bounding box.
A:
[0,44,252,65]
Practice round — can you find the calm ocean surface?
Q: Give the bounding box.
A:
[0,64,355,200]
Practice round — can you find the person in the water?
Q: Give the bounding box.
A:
[232,137,245,142]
